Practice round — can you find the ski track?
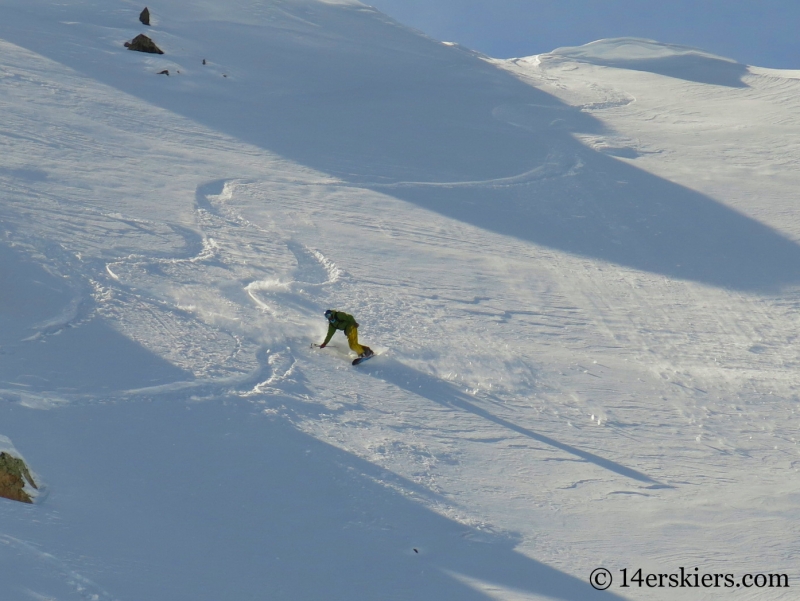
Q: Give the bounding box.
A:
[1,533,121,601]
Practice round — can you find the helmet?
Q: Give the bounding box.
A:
[324,309,334,321]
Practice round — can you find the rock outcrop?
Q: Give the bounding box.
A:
[124,34,164,55]
[139,7,150,26]
[0,452,38,504]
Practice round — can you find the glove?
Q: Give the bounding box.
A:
[319,343,326,348]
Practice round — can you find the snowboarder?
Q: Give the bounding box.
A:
[319,309,374,359]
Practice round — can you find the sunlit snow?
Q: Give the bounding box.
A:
[1,1,799,600]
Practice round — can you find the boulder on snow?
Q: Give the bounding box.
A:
[0,452,38,504]
[124,34,163,55]
[139,7,151,26]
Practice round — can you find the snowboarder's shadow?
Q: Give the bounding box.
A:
[364,357,668,488]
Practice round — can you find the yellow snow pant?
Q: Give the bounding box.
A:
[345,325,365,356]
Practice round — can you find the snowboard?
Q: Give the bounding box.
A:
[352,353,376,366]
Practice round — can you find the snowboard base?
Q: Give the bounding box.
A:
[352,353,375,366]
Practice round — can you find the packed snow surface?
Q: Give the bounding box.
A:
[1,1,800,600]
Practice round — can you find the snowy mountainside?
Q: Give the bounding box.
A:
[0,2,799,600]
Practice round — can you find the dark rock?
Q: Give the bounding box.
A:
[158,69,169,76]
[139,7,150,26]
[202,59,206,65]
[124,34,164,55]
[0,452,37,504]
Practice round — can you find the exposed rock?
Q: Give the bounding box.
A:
[0,452,37,504]
[124,34,164,55]
[158,69,169,76]
[139,7,150,26]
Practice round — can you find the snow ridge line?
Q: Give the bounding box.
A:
[289,151,579,190]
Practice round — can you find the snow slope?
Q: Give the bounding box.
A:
[0,3,799,600]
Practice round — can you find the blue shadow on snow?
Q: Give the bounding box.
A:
[359,357,666,487]
[0,399,625,601]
